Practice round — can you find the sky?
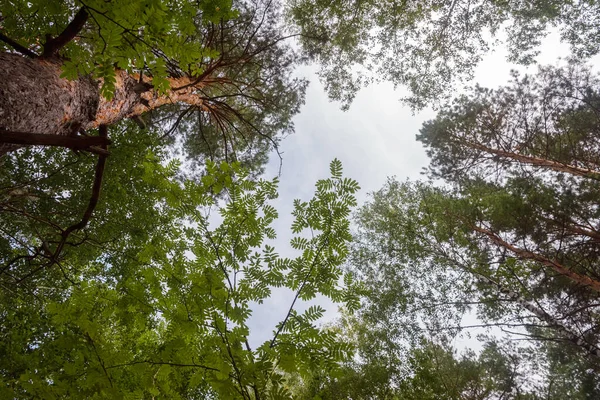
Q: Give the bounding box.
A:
[245,30,577,349]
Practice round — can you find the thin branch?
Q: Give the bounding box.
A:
[106,360,219,372]
[15,126,109,284]
[270,238,329,349]
[0,31,38,57]
[159,105,194,140]
[85,333,114,388]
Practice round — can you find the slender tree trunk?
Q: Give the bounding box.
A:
[471,224,600,293]
[465,140,600,180]
[0,52,204,156]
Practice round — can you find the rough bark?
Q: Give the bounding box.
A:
[0,52,204,156]
[0,53,102,136]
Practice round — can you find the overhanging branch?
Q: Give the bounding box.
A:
[0,129,110,155]
[0,31,38,58]
[60,125,108,237]
[43,7,89,58]
[15,125,110,284]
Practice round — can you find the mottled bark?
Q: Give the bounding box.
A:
[0,53,101,136]
[0,52,204,156]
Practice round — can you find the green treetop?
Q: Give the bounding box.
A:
[0,152,362,399]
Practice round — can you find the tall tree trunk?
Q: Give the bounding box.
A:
[471,224,600,293]
[0,52,203,156]
[465,140,600,180]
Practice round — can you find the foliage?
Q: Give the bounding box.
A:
[292,309,533,400]
[416,63,600,361]
[0,147,362,398]
[4,1,600,398]
[141,0,308,176]
[0,0,307,174]
[6,0,600,112]
[343,60,600,398]
[0,0,236,95]
[418,61,600,183]
[349,177,600,398]
[287,0,600,109]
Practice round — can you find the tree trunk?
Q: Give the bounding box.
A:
[471,224,600,293]
[0,52,203,156]
[465,140,600,180]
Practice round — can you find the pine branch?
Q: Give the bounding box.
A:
[472,224,600,293]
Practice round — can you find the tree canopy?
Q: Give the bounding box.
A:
[2,0,600,398]
[0,0,306,176]
[288,0,600,108]
[1,152,362,398]
[340,62,600,398]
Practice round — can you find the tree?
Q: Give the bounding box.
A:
[344,61,600,397]
[0,156,363,398]
[397,340,526,400]
[291,309,533,400]
[287,0,600,108]
[5,0,600,153]
[351,178,600,398]
[0,0,307,269]
[416,61,600,356]
[0,0,305,164]
[418,62,600,183]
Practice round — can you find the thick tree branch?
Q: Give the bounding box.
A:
[0,31,38,58]
[15,126,109,284]
[465,140,600,180]
[43,8,89,58]
[61,125,108,237]
[0,129,110,155]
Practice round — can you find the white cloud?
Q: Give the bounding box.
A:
[246,30,591,349]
